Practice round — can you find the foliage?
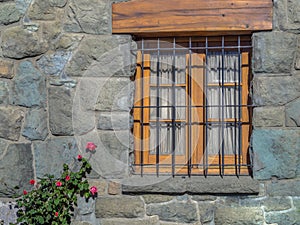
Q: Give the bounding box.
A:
[12,143,98,225]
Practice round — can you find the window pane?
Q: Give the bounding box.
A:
[149,122,186,155]
[150,54,186,85]
[150,87,186,120]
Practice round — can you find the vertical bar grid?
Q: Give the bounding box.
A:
[134,35,251,177]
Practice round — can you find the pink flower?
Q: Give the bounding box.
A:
[56,181,62,187]
[77,154,82,160]
[65,175,70,181]
[55,212,59,217]
[29,179,35,185]
[86,142,97,151]
[90,186,98,195]
[23,190,28,195]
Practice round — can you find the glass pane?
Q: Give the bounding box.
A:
[206,124,239,155]
[206,52,240,83]
[206,87,239,119]
[150,54,186,85]
[149,122,186,155]
[150,87,186,120]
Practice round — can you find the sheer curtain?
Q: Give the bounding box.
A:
[149,53,186,155]
[206,52,240,155]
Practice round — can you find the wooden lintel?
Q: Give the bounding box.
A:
[112,0,273,36]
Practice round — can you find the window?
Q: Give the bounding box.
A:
[133,36,252,176]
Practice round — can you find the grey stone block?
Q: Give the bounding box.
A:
[34,137,78,178]
[0,80,9,104]
[293,198,300,209]
[0,106,24,141]
[214,206,263,225]
[295,51,300,70]
[267,180,300,196]
[54,34,84,50]
[75,197,99,225]
[0,201,18,224]
[274,0,300,32]
[98,112,131,130]
[71,222,93,225]
[0,2,22,25]
[64,0,111,34]
[22,108,48,141]
[0,58,14,79]
[253,32,297,73]
[95,78,133,112]
[98,130,130,163]
[37,51,72,76]
[2,26,49,59]
[49,0,67,7]
[265,210,300,225]
[0,138,8,157]
[122,176,260,194]
[0,143,34,197]
[286,97,300,127]
[142,195,174,204]
[198,202,215,225]
[65,35,134,78]
[146,200,199,224]
[101,216,160,225]
[252,76,300,106]
[253,107,284,127]
[11,61,46,107]
[49,86,73,136]
[252,129,300,179]
[95,196,145,218]
[263,197,292,212]
[27,0,57,20]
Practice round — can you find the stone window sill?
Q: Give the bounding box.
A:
[122,176,260,194]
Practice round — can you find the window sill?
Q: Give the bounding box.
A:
[122,176,260,195]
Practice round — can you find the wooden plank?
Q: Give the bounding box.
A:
[134,51,142,165]
[142,54,151,164]
[241,52,250,165]
[112,0,273,35]
[190,54,205,165]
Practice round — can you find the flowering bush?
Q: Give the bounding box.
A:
[13,143,98,225]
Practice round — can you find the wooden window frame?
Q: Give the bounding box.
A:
[133,36,252,176]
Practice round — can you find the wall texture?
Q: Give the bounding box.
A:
[0,0,299,224]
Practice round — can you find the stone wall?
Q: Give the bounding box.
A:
[0,0,299,225]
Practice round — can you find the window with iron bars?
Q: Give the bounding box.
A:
[133,35,252,177]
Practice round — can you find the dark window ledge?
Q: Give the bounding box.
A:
[122,176,260,195]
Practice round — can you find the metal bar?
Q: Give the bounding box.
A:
[221,36,225,177]
[204,36,208,177]
[237,36,242,177]
[171,37,176,177]
[156,38,160,176]
[140,39,145,177]
[188,37,192,177]
[133,104,254,109]
[132,46,252,52]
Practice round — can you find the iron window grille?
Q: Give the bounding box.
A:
[132,35,252,177]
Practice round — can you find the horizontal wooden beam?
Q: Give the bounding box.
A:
[112,0,273,36]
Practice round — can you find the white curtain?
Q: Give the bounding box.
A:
[149,54,186,155]
[206,52,240,155]
[147,52,241,156]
